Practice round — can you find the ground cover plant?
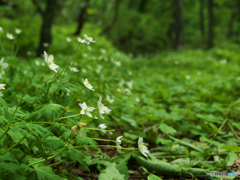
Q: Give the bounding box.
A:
[1,1,240,180]
[1,26,240,180]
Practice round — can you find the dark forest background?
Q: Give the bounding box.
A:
[1,0,239,56]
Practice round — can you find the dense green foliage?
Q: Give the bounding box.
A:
[0,0,240,179]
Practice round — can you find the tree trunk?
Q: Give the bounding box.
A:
[199,0,205,48]
[73,0,90,36]
[99,0,122,36]
[207,0,214,49]
[174,0,184,50]
[35,0,57,57]
[138,0,148,13]
[227,2,236,38]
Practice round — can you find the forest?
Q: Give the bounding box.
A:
[1,0,240,179]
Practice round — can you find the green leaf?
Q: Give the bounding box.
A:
[159,123,176,135]
[66,149,89,171]
[133,153,220,179]
[35,166,60,180]
[98,163,125,180]
[221,145,239,152]
[0,97,11,120]
[169,136,203,152]
[147,174,162,180]
[116,153,131,180]
[26,103,64,122]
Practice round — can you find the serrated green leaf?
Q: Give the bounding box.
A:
[147,174,162,180]
[35,166,60,180]
[98,163,125,180]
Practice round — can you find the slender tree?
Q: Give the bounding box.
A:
[174,0,184,50]
[73,0,90,36]
[32,0,57,56]
[207,0,214,49]
[227,1,236,39]
[138,0,148,13]
[99,0,122,36]
[199,0,205,47]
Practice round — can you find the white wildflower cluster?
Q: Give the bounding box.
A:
[77,34,95,45]
[0,58,8,97]
[0,27,21,40]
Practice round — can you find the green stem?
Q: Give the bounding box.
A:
[13,121,72,127]
[152,152,229,159]
[91,138,116,142]
[28,147,66,167]
[19,141,37,163]
[0,126,10,141]
[48,110,66,130]
[208,117,229,140]
[11,65,46,125]
[50,159,66,167]
[71,145,137,150]
[58,113,81,120]
[1,135,26,156]
[227,122,240,141]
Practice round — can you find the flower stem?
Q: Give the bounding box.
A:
[27,147,67,167]
[1,135,26,156]
[11,65,46,125]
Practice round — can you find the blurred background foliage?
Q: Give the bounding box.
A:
[1,0,240,56]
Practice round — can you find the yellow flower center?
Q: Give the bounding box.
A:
[140,145,143,149]
[48,61,53,66]
[84,107,89,112]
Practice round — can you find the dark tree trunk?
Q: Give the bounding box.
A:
[33,0,57,57]
[73,0,90,36]
[227,2,236,38]
[99,0,122,36]
[236,0,240,41]
[199,0,205,47]
[207,0,214,49]
[174,0,184,50]
[138,0,148,13]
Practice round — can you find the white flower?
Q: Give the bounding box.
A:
[82,68,86,73]
[43,43,49,47]
[44,51,59,73]
[0,27,3,33]
[69,66,79,72]
[6,33,14,40]
[15,28,21,34]
[66,37,71,42]
[116,136,123,148]
[0,58,8,76]
[127,81,133,89]
[138,137,149,158]
[0,84,5,97]
[83,34,95,44]
[35,60,40,66]
[220,59,227,64]
[82,78,94,91]
[100,49,106,54]
[77,37,86,44]
[0,84,5,90]
[128,71,132,75]
[119,79,125,87]
[135,98,140,102]
[79,102,95,117]
[106,95,114,103]
[124,88,131,95]
[112,59,121,66]
[99,124,107,133]
[65,88,70,96]
[185,75,191,80]
[98,96,111,119]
